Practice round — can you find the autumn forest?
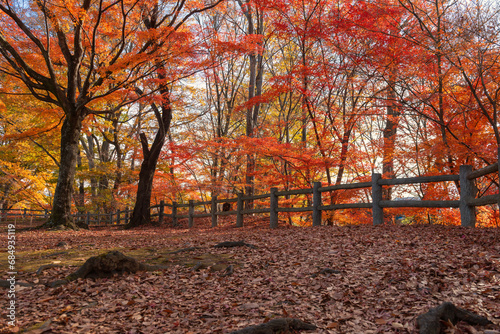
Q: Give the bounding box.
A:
[1,0,500,228]
[1,1,500,333]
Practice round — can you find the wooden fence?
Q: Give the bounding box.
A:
[0,208,49,228]
[73,209,133,226]
[151,162,499,228]
[0,207,132,227]
[1,163,498,228]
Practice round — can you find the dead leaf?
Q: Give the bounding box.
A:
[391,322,404,329]
[239,303,259,310]
[326,322,339,329]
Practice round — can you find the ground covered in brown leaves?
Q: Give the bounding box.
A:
[1,221,499,333]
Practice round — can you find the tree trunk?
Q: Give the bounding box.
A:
[81,134,97,198]
[239,0,263,210]
[44,112,84,229]
[112,117,123,200]
[125,9,177,228]
[335,130,352,186]
[76,150,85,213]
[126,91,172,228]
[382,72,399,201]
[244,45,256,210]
[126,145,156,228]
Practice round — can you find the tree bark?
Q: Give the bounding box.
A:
[127,135,159,227]
[238,0,264,210]
[382,71,400,201]
[126,85,172,228]
[126,123,169,228]
[44,112,84,229]
[229,318,316,334]
[76,149,85,213]
[49,251,166,287]
[417,302,492,334]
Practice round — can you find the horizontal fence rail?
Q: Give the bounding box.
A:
[0,209,49,228]
[1,163,498,228]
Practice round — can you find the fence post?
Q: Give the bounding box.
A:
[188,200,194,228]
[372,173,383,225]
[313,182,322,226]
[172,201,178,226]
[236,193,243,228]
[44,209,48,219]
[125,207,130,225]
[211,195,218,227]
[116,210,120,225]
[86,212,90,226]
[270,188,278,228]
[459,165,476,227]
[159,200,164,224]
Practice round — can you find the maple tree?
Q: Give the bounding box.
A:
[236,0,266,209]
[0,0,499,226]
[0,95,58,211]
[194,5,247,199]
[1,1,500,332]
[0,0,223,229]
[125,1,225,228]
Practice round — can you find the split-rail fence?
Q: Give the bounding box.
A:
[1,163,498,228]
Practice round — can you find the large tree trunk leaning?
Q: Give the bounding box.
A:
[44,112,86,230]
[127,133,161,228]
[125,9,175,229]
[126,85,172,228]
[417,302,492,334]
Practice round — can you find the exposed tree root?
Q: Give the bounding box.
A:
[41,218,89,230]
[48,251,165,287]
[213,241,257,249]
[229,318,316,334]
[56,241,69,248]
[220,264,234,276]
[0,279,33,288]
[417,302,492,334]
[191,261,205,271]
[36,264,63,275]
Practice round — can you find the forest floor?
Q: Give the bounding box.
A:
[0,219,499,334]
